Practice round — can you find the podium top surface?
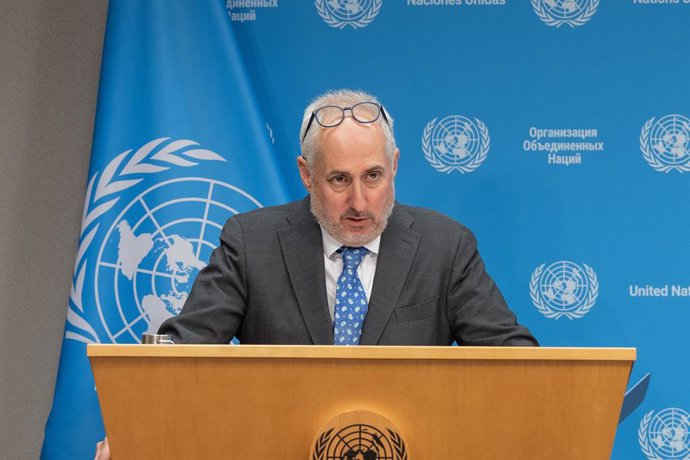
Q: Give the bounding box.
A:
[87,344,635,361]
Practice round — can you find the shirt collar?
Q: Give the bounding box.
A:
[320,226,381,259]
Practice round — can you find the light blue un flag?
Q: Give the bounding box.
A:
[42,1,289,457]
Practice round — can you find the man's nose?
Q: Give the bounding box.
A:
[347,180,366,210]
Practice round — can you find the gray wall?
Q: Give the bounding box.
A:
[0,1,108,457]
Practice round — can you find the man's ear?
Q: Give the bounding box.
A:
[297,156,312,191]
[391,149,400,177]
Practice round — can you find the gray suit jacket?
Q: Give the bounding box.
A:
[159,198,537,346]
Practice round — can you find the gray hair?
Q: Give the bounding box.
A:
[299,89,397,172]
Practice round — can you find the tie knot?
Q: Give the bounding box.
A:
[338,246,368,269]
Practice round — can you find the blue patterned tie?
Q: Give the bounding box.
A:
[333,246,369,345]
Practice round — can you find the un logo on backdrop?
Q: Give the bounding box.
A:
[422,115,490,173]
[66,138,262,344]
[640,114,690,173]
[315,0,382,29]
[531,0,599,28]
[639,407,690,460]
[94,178,261,343]
[530,261,598,319]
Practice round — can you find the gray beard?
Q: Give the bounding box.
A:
[309,192,395,246]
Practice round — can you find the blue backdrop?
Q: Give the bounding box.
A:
[44,1,690,459]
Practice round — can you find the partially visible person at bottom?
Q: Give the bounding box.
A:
[94,437,109,460]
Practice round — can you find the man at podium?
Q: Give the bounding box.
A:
[95,91,538,459]
[157,89,537,348]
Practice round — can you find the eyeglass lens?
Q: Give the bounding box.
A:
[315,102,381,128]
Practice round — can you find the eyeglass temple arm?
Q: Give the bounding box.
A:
[380,106,390,125]
[302,112,316,141]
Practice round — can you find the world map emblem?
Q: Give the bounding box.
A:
[65,138,261,344]
[640,114,690,173]
[311,410,408,460]
[422,115,489,174]
[315,0,382,30]
[531,0,599,28]
[639,407,690,460]
[530,260,598,320]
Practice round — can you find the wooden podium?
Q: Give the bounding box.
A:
[88,345,635,459]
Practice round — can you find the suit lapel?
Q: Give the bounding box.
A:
[278,200,333,345]
[360,206,420,345]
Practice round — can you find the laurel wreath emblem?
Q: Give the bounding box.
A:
[65,138,225,344]
[315,0,382,30]
[640,117,690,173]
[422,117,490,174]
[387,429,408,460]
[638,410,664,460]
[265,122,275,145]
[529,263,598,320]
[531,0,599,28]
[311,428,333,460]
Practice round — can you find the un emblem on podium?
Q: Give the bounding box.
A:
[311,410,408,460]
[315,0,382,30]
[530,261,598,320]
[531,0,599,28]
[639,407,690,460]
[422,115,490,174]
[640,114,690,173]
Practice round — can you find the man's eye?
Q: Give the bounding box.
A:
[368,171,381,180]
[330,175,346,183]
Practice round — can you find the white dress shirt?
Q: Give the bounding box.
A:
[320,227,380,321]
